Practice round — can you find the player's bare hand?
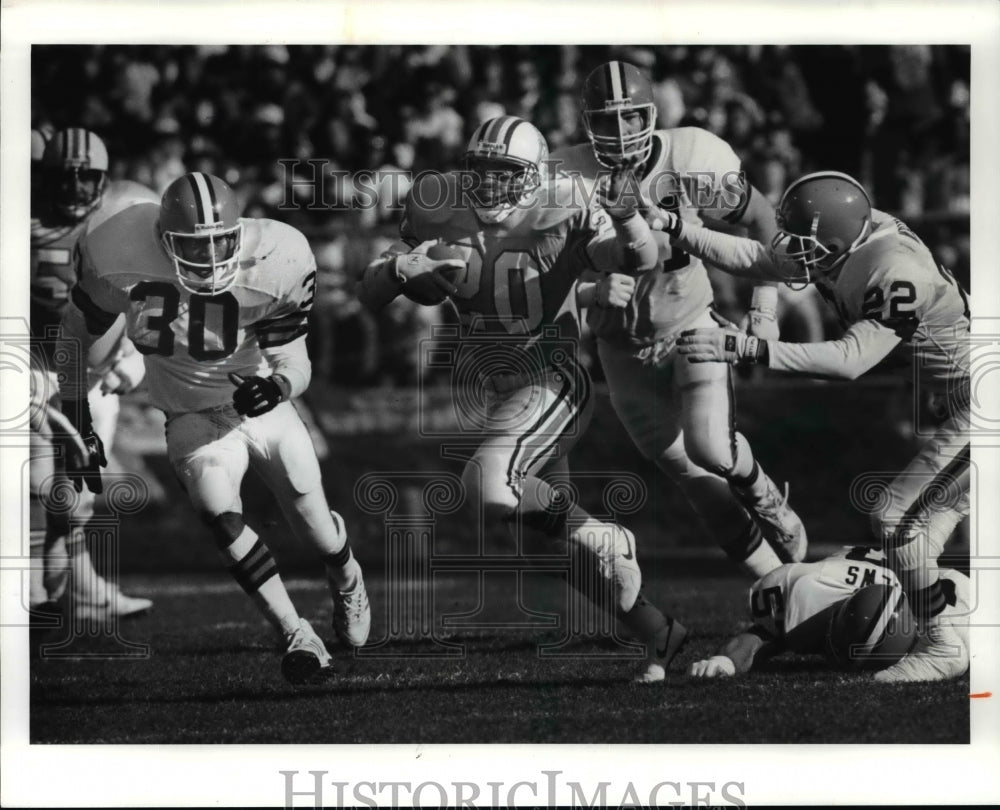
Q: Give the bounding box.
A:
[600,163,643,221]
[597,273,636,308]
[688,656,737,678]
[648,207,682,238]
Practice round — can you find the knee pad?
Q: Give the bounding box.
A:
[203,511,246,551]
[462,457,519,523]
[683,432,736,479]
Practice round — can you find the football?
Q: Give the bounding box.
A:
[400,244,466,305]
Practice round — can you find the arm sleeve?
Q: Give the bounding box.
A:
[671,219,777,279]
[585,208,658,273]
[57,239,126,400]
[355,198,422,312]
[717,626,783,674]
[262,334,311,398]
[767,319,902,380]
[256,240,317,397]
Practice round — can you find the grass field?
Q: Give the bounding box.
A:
[26,378,973,745]
[30,557,970,745]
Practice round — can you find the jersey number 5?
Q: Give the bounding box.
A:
[130,281,239,361]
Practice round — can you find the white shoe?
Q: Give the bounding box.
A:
[873,616,968,683]
[636,618,689,684]
[281,618,332,684]
[73,584,153,621]
[733,477,807,563]
[332,566,371,648]
[597,527,642,614]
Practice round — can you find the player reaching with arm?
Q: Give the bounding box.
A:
[356,116,687,683]
[29,127,154,625]
[57,172,371,684]
[550,62,805,577]
[677,172,971,682]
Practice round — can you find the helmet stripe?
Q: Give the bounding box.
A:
[186,173,209,225]
[608,60,624,100]
[496,117,520,150]
[860,586,899,653]
[783,171,872,207]
[202,173,220,222]
[84,129,91,164]
[484,115,509,145]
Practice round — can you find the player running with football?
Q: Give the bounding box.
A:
[675,171,970,682]
[550,61,807,578]
[686,545,969,677]
[30,127,155,625]
[56,171,371,684]
[357,115,687,683]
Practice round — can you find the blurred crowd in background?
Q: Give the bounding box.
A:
[33,44,971,387]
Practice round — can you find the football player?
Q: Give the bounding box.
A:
[56,171,371,684]
[549,61,806,576]
[30,127,155,624]
[687,545,969,678]
[356,115,688,683]
[676,171,971,682]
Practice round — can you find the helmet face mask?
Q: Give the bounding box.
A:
[41,128,109,222]
[581,61,657,169]
[159,172,243,295]
[772,171,873,289]
[462,116,547,225]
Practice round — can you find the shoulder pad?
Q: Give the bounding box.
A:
[667,126,740,172]
[405,171,466,230]
[241,218,315,294]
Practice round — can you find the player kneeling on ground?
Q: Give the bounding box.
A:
[57,172,370,684]
[688,545,968,678]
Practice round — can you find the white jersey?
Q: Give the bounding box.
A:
[69,203,316,414]
[749,546,900,648]
[775,210,970,391]
[552,127,749,346]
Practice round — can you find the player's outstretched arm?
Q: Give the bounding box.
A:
[653,209,777,281]
[677,315,902,380]
[689,626,781,678]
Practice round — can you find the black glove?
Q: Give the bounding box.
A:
[229,372,289,417]
[61,398,107,494]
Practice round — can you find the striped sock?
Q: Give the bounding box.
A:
[321,543,357,591]
[729,461,768,501]
[719,518,780,577]
[219,527,298,636]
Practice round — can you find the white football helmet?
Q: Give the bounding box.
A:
[462,115,548,225]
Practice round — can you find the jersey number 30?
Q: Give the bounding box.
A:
[130,281,239,361]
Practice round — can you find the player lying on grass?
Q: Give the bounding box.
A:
[688,545,969,678]
[663,171,969,683]
[356,115,687,683]
[56,171,370,684]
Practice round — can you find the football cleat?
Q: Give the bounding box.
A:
[281,618,333,684]
[595,526,643,615]
[72,585,153,621]
[872,616,968,683]
[873,582,970,683]
[331,564,371,648]
[732,477,807,563]
[636,617,689,684]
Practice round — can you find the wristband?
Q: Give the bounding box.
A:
[750,284,778,315]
